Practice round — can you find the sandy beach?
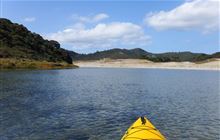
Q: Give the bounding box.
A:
[74,58,220,70]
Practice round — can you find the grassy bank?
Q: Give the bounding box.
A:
[0,58,78,69]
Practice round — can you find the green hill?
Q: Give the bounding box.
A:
[0,18,77,69]
[145,52,212,62]
[70,48,151,60]
[71,49,219,62]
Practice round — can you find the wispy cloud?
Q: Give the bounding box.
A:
[24,17,36,22]
[71,13,109,23]
[144,0,219,33]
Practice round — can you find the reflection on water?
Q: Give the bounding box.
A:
[0,68,219,140]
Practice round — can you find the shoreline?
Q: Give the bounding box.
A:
[74,59,220,71]
[0,58,78,70]
[78,66,220,71]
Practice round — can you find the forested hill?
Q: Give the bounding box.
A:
[0,18,72,64]
[70,48,220,62]
[70,48,152,60]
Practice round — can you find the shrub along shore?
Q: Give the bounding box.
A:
[0,58,78,69]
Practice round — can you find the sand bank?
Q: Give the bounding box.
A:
[74,59,220,70]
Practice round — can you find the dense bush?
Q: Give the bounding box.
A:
[0,18,72,64]
[71,48,219,62]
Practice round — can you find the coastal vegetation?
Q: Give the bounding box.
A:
[0,18,77,69]
[71,48,220,62]
[0,58,77,69]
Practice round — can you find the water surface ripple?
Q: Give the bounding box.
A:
[0,68,219,140]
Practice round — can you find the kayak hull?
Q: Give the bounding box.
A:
[121,117,166,140]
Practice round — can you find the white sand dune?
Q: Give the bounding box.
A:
[74,58,220,70]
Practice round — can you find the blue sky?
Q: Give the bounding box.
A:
[1,0,219,54]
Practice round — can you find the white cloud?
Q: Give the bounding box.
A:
[72,13,109,23]
[24,17,36,22]
[145,0,219,32]
[46,22,150,49]
[93,13,109,22]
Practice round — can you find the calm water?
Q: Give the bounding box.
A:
[0,68,219,140]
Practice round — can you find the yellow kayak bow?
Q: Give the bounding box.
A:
[121,117,166,140]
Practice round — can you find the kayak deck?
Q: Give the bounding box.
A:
[121,117,166,140]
